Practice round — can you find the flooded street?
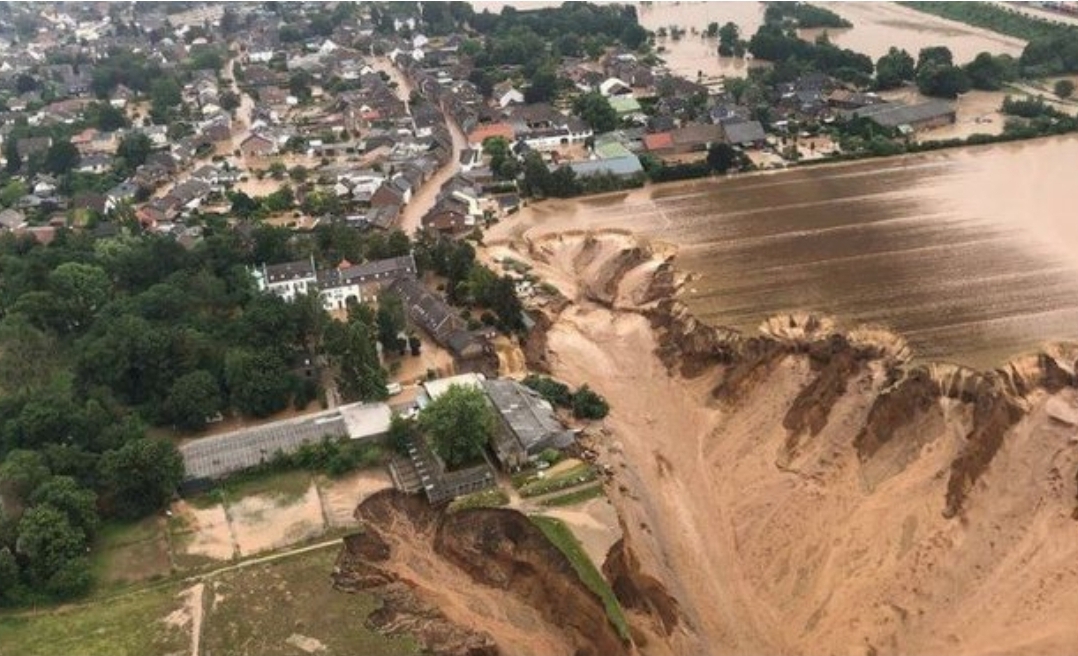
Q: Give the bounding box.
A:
[494,136,1078,368]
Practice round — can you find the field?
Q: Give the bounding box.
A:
[0,583,189,656]
[0,548,419,656]
[201,548,418,656]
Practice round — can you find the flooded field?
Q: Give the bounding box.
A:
[496,136,1078,368]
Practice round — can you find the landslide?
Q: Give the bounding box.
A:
[527,231,1078,656]
[332,490,628,656]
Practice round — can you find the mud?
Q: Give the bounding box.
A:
[333,490,629,656]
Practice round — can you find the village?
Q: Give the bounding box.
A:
[2,2,1078,654]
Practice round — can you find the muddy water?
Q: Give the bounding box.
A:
[506,136,1078,368]
[473,2,1026,79]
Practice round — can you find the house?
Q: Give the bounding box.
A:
[850,100,956,133]
[423,208,472,235]
[599,77,633,97]
[0,208,27,231]
[826,89,882,110]
[317,253,418,311]
[492,81,524,108]
[370,182,404,208]
[388,277,493,362]
[251,257,318,302]
[484,378,575,470]
[105,180,140,212]
[459,148,481,172]
[670,123,724,152]
[76,152,111,174]
[16,136,52,159]
[239,133,277,158]
[609,95,644,120]
[719,119,767,148]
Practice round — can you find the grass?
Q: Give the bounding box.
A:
[538,483,605,507]
[0,581,189,656]
[899,2,1075,41]
[518,463,598,498]
[201,548,420,656]
[529,516,630,642]
[89,518,172,594]
[219,468,313,504]
[446,487,510,513]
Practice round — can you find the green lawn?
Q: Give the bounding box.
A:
[538,483,605,507]
[89,517,172,593]
[0,582,189,656]
[518,463,598,497]
[447,487,510,513]
[529,516,630,641]
[219,468,314,504]
[201,548,419,656]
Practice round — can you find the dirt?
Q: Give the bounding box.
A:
[332,490,629,656]
[229,483,325,557]
[472,229,1078,655]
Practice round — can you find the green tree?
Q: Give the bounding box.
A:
[0,313,56,394]
[116,132,152,171]
[43,141,80,175]
[14,504,91,597]
[85,102,129,131]
[0,450,50,509]
[28,476,99,538]
[149,77,182,123]
[0,547,19,603]
[916,45,954,72]
[875,47,915,90]
[917,63,971,99]
[4,138,21,174]
[49,262,111,333]
[387,413,417,456]
[521,151,553,198]
[1055,79,1075,99]
[98,437,183,519]
[418,384,496,469]
[376,291,407,353]
[572,92,618,133]
[707,142,738,173]
[334,319,388,402]
[571,384,609,419]
[963,52,1014,90]
[524,66,560,104]
[718,21,741,56]
[165,370,222,431]
[225,349,292,417]
[0,179,27,207]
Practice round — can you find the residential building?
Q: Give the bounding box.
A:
[252,257,318,302]
[484,378,575,470]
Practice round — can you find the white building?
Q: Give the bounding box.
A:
[251,257,318,303]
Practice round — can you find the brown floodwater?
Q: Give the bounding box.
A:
[504,136,1078,368]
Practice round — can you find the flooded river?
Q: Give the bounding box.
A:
[499,136,1078,368]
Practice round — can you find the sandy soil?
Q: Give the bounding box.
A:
[229,483,326,557]
[387,334,456,386]
[536,496,622,569]
[318,469,393,528]
[489,231,1078,655]
[163,582,205,656]
[362,500,578,656]
[173,501,236,561]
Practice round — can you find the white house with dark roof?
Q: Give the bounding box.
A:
[252,257,318,302]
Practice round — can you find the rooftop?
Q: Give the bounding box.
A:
[851,100,955,129]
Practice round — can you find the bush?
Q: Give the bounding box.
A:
[571,385,609,420]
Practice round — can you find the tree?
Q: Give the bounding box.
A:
[49,262,111,333]
[571,384,609,419]
[418,384,496,469]
[0,178,26,208]
[116,132,152,171]
[572,92,618,134]
[718,22,741,56]
[1055,79,1075,99]
[225,349,292,417]
[289,71,313,100]
[376,291,407,353]
[334,320,388,402]
[525,66,560,104]
[523,375,572,408]
[707,142,738,173]
[14,504,89,596]
[149,77,182,123]
[98,437,183,519]
[43,141,80,175]
[521,151,553,198]
[28,477,98,538]
[916,46,954,72]
[917,63,971,99]
[165,370,222,431]
[3,138,20,174]
[963,52,1014,91]
[875,47,915,90]
[387,413,417,456]
[0,450,50,509]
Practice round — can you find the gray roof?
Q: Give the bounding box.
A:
[0,208,26,230]
[722,119,766,145]
[851,100,955,129]
[263,258,316,283]
[566,155,643,178]
[318,253,417,289]
[484,379,574,465]
[180,402,390,481]
[389,277,459,342]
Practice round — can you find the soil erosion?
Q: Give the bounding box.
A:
[336,230,1078,656]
